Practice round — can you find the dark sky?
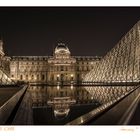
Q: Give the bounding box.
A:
[0,7,140,56]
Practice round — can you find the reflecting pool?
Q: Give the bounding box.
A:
[27,85,135,125]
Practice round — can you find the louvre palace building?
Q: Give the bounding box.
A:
[0,42,101,85]
[1,20,139,86]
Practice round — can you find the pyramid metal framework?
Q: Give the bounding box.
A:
[84,21,140,83]
[0,69,14,85]
[0,40,14,85]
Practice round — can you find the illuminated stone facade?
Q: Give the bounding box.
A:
[3,20,140,86]
[10,43,101,85]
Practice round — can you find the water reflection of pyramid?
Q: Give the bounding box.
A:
[84,21,140,83]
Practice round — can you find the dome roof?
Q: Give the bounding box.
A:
[55,43,70,54]
[57,43,67,49]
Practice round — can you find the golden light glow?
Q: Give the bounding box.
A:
[70,85,73,90]
[57,85,60,90]
[71,74,73,77]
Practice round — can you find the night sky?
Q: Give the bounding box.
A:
[0,7,140,57]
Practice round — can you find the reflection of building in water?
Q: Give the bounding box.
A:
[10,43,101,84]
[28,86,48,107]
[47,86,75,99]
[29,86,134,107]
[47,97,76,118]
[28,86,98,107]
